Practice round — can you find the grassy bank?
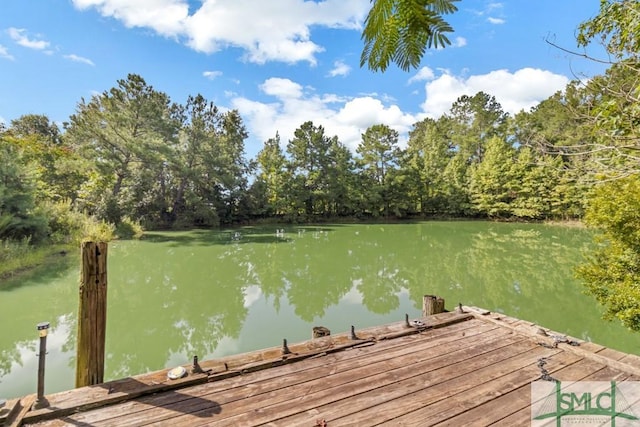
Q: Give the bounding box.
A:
[0,240,75,282]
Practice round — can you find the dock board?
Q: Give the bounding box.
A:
[11,308,640,426]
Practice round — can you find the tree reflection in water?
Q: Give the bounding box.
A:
[0,222,638,400]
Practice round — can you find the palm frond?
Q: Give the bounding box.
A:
[361,0,458,72]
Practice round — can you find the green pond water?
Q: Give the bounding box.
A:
[1,221,638,400]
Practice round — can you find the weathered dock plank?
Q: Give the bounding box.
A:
[275,333,532,426]
[15,307,640,427]
[176,330,525,426]
[492,367,640,427]
[2,395,35,427]
[24,312,472,425]
[400,357,612,426]
[0,398,20,426]
[50,318,494,426]
[433,357,629,426]
[334,345,573,426]
[382,351,583,426]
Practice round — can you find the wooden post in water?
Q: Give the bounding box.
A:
[76,241,108,388]
[422,295,445,316]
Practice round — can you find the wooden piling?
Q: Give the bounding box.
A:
[422,295,445,316]
[76,241,108,388]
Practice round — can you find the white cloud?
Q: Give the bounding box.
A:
[336,97,414,133]
[203,70,223,80]
[454,37,467,47]
[0,45,14,60]
[72,0,370,65]
[64,54,95,66]
[7,28,50,50]
[435,36,466,51]
[234,69,566,153]
[408,66,435,84]
[260,77,304,99]
[238,71,568,155]
[72,0,189,35]
[232,77,416,153]
[420,68,570,118]
[470,2,505,24]
[328,60,351,77]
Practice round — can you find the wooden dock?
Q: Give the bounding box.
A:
[3,307,640,426]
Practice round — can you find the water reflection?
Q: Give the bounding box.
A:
[1,222,638,400]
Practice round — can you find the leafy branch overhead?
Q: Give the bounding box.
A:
[577,0,640,60]
[361,0,458,72]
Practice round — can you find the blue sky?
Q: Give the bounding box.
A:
[0,0,608,159]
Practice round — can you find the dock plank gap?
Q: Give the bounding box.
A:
[6,308,640,427]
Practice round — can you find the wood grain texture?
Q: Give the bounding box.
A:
[20,309,640,427]
[76,241,108,388]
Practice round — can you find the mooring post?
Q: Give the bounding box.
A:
[422,295,445,316]
[76,241,108,388]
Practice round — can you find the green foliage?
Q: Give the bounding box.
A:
[583,178,640,249]
[0,237,41,279]
[580,62,640,178]
[2,73,598,237]
[9,114,61,145]
[286,121,355,218]
[356,124,401,216]
[469,136,515,218]
[7,126,88,203]
[255,133,291,217]
[0,139,48,242]
[361,0,458,71]
[447,92,508,164]
[569,0,640,332]
[577,0,640,60]
[403,118,451,214]
[508,148,550,219]
[577,177,640,331]
[82,217,116,242]
[36,200,87,244]
[65,78,250,228]
[0,237,32,265]
[115,217,144,239]
[65,74,177,224]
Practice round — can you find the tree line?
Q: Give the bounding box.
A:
[3,69,621,239]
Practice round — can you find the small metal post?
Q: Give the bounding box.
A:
[34,321,50,409]
[191,355,203,374]
[405,313,410,328]
[282,339,291,355]
[350,325,358,340]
